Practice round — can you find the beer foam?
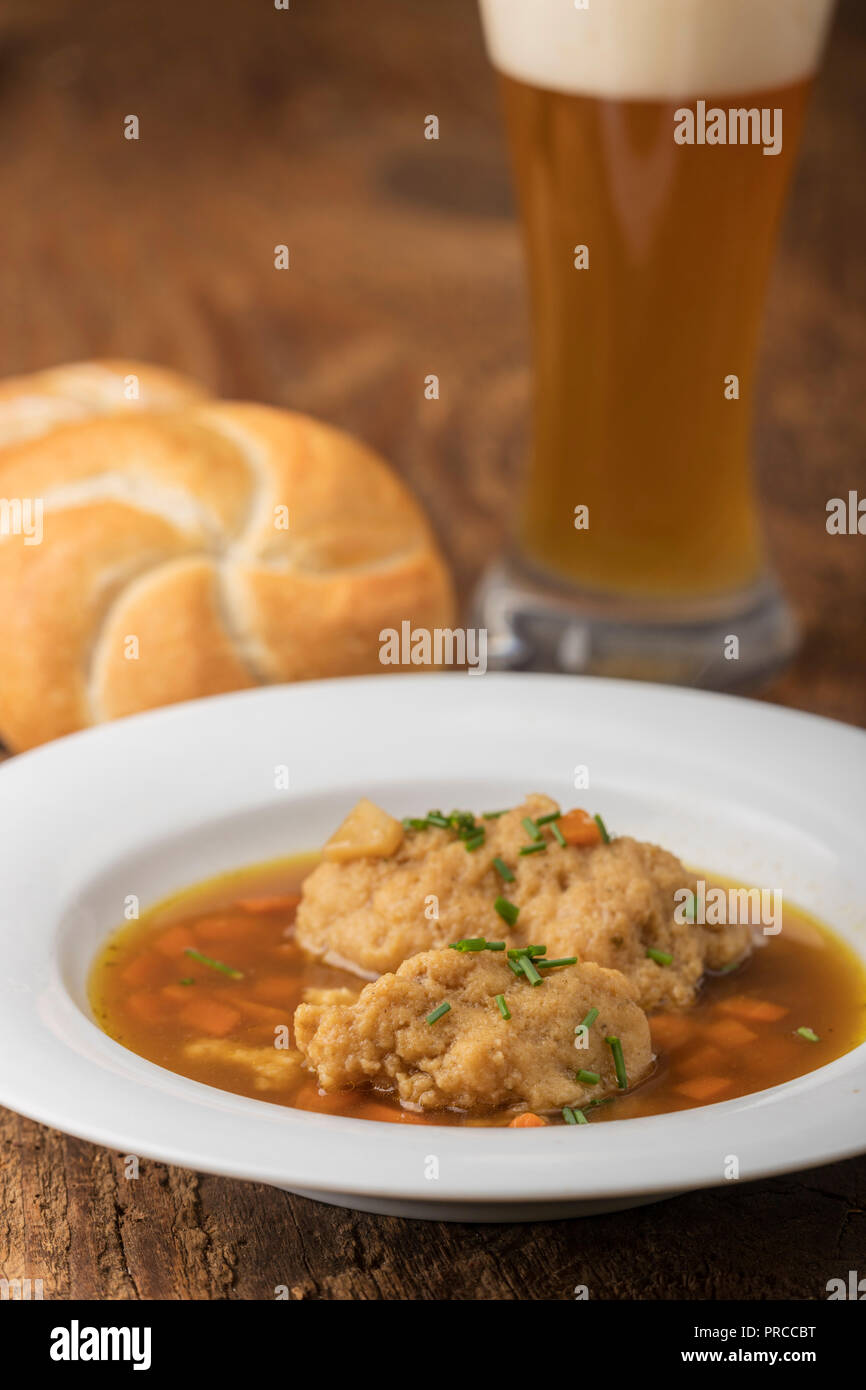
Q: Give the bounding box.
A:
[478,0,835,99]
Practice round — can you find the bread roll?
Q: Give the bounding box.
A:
[0,403,455,750]
[0,359,209,448]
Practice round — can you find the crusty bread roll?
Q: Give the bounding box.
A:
[0,359,209,448]
[0,403,455,750]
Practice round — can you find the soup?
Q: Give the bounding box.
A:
[89,850,866,1127]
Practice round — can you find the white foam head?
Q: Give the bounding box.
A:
[478,0,836,99]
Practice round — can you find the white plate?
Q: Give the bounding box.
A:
[1,674,865,1222]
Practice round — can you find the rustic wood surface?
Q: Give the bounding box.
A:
[0,0,864,1300]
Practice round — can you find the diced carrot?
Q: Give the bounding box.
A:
[161,984,196,1004]
[292,1081,348,1114]
[508,1112,548,1127]
[154,925,197,958]
[705,1018,758,1049]
[674,1075,732,1102]
[557,809,603,847]
[192,915,251,944]
[353,1100,407,1124]
[232,997,291,1025]
[649,1012,694,1051]
[121,953,164,987]
[716,995,789,1024]
[178,997,242,1036]
[127,990,167,1024]
[252,977,294,1006]
[234,894,301,914]
[676,1045,726,1079]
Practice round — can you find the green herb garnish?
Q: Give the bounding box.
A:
[519,841,547,856]
[538,956,578,969]
[493,856,515,882]
[796,1026,820,1043]
[183,948,244,980]
[594,813,611,843]
[495,994,511,1020]
[179,977,195,986]
[605,1034,627,1089]
[482,810,507,819]
[518,955,543,986]
[494,896,520,927]
[535,811,561,825]
[579,1007,599,1031]
[562,1106,577,1125]
[427,1002,451,1025]
[646,947,673,966]
[577,1069,600,1085]
[550,822,567,848]
[574,1107,589,1124]
[522,817,543,842]
[449,937,505,953]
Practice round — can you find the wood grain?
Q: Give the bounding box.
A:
[1,0,864,1300]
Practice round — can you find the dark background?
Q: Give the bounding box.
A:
[0,0,864,1298]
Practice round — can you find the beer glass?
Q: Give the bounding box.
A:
[474,0,836,685]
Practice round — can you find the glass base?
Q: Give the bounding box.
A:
[471,558,798,690]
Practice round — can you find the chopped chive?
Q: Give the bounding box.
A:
[183,948,244,980]
[585,1096,613,1110]
[562,1106,577,1125]
[518,955,543,986]
[507,945,546,958]
[683,891,698,923]
[605,1035,627,1090]
[646,947,673,967]
[718,957,744,975]
[579,1007,599,1031]
[574,1107,589,1124]
[482,809,507,820]
[796,1026,820,1043]
[492,856,515,882]
[494,896,520,927]
[464,832,486,851]
[495,993,511,1020]
[593,813,611,843]
[550,822,567,848]
[402,816,429,831]
[522,816,543,841]
[535,811,561,825]
[506,957,522,977]
[449,936,506,953]
[426,1002,451,1025]
[426,811,450,828]
[577,1069,600,1085]
[179,977,195,986]
[519,841,547,856]
[538,956,578,969]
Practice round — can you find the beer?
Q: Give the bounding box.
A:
[479,0,835,603]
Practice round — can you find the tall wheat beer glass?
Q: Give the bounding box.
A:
[475,0,836,683]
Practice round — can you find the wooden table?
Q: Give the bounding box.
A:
[1,0,864,1299]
